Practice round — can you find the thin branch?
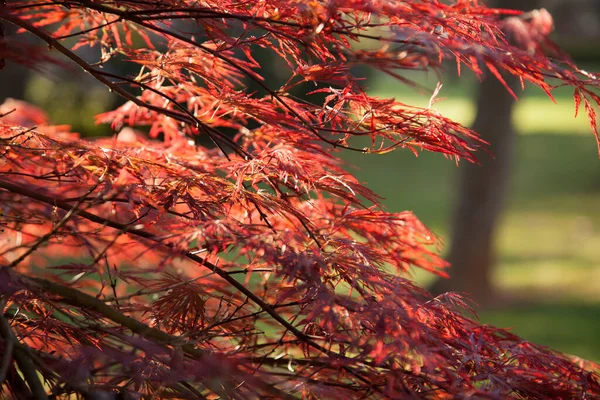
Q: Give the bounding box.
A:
[0,178,380,391]
[51,0,380,154]
[2,13,196,126]
[55,17,122,40]
[0,298,47,399]
[8,180,102,268]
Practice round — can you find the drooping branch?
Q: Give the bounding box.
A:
[0,178,378,385]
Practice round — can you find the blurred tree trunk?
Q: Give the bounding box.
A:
[0,25,29,102]
[430,74,518,306]
[0,62,28,101]
[430,0,537,307]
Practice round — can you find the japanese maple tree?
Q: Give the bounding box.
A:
[1,0,600,398]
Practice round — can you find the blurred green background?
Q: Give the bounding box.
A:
[342,71,600,362]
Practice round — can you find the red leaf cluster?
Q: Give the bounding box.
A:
[1,0,599,398]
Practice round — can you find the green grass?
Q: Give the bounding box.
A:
[483,303,600,362]
[340,74,600,361]
[482,302,600,362]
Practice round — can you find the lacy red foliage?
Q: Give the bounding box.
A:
[1,0,599,398]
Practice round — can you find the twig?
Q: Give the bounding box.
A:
[11,273,294,399]
[8,180,102,268]
[0,298,47,399]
